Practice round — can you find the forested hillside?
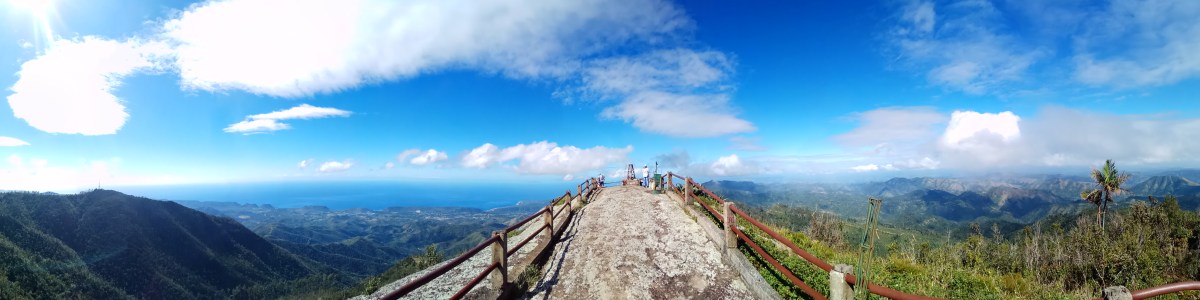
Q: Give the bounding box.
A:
[0,190,342,299]
[704,169,1200,298]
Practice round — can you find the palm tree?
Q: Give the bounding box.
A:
[1080,159,1131,228]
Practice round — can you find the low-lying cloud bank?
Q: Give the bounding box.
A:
[842,106,1200,172]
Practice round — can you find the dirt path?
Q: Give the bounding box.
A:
[526,185,753,299]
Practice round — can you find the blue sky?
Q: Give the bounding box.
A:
[1,0,1199,192]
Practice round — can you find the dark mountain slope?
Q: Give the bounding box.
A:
[0,190,326,299]
[1130,175,1200,196]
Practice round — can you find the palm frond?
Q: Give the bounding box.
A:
[1080,189,1102,205]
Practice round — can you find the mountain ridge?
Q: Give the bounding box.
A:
[0,189,335,299]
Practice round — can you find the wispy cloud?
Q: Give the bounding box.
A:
[0,137,30,147]
[461,141,632,176]
[886,0,1047,94]
[6,37,170,135]
[397,149,448,166]
[161,0,690,97]
[317,160,353,173]
[836,106,1200,171]
[886,0,1200,93]
[0,155,185,192]
[8,0,753,138]
[159,0,749,138]
[1072,0,1200,88]
[728,136,767,152]
[297,159,313,169]
[835,106,945,149]
[224,104,350,134]
[579,49,753,137]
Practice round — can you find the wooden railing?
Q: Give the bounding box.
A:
[665,172,1200,300]
[376,172,1198,299]
[379,178,600,300]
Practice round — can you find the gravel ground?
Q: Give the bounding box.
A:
[525,186,753,299]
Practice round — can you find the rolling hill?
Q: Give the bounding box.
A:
[0,190,332,299]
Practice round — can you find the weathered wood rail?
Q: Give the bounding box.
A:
[377,178,601,300]
[371,172,1199,299]
[666,171,1200,300]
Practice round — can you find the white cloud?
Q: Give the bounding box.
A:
[656,150,691,169]
[836,106,946,148]
[383,162,395,170]
[599,92,753,137]
[709,154,760,176]
[852,164,880,172]
[460,141,632,175]
[225,119,289,133]
[318,160,353,173]
[298,159,313,168]
[161,0,689,97]
[902,0,936,34]
[158,0,749,138]
[940,110,1021,148]
[728,136,767,152]
[7,0,750,139]
[7,37,170,135]
[0,137,30,147]
[225,104,350,134]
[7,154,21,167]
[0,156,185,192]
[462,144,500,169]
[1071,0,1200,88]
[837,106,1200,171]
[396,149,421,162]
[247,104,352,120]
[563,174,574,181]
[408,149,448,166]
[887,0,1047,94]
[886,0,1200,92]
[581,49,753,137]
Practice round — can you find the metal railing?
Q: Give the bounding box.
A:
[379,178,599,300]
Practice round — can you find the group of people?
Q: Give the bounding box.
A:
[594,163,655,188]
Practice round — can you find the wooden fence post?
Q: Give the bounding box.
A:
[490,231,508,292]
[830,264,854,300]
[684,178,694,207]
[667,172,673,192]
[724,202,736,249]
[544,205,554,241]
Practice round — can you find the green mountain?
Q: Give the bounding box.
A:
[0,190,332,299]
[1130,175,1200,196]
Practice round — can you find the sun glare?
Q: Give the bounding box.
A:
[10,0,52,14]
[9,0,55,51]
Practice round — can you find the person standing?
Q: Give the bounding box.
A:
[642,165,650,187]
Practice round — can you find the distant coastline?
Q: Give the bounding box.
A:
[110,181,564,210]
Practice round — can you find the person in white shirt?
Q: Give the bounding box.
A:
[599,174,605,187]
[642,165,650,187]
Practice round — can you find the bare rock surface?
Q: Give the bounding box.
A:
[526,186,753,299]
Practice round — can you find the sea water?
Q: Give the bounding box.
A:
[111,181,566,210]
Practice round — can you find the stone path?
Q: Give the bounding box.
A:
[525,185,753,299]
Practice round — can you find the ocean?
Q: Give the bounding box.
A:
[111,181,568,210]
